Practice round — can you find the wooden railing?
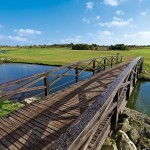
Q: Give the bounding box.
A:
[0,54,122,101]
[49,57,144,150]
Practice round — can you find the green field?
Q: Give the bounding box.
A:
[0,47,150,71]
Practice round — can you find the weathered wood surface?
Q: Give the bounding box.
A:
[0,60,130,150]
[50,57,143,150]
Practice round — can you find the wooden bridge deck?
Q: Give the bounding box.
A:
[0,62,130,150]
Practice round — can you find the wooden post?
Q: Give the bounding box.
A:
[111,57,113,67]
[139,61,143,73]
[126,73,131,100]
[104,57,106,70]
[132,73,136,87]
[116,53,119,64]
[120,56,123,62]
[75,65,79,82]
[111,91,119,131]
[93,59,96,75]
[44,74,49,96]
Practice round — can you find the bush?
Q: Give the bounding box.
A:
[72,44,95,50]
[109,44,129,50]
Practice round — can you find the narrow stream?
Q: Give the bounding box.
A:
[127,81,150,116]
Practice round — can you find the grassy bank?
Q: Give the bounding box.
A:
[0,100,24,117]
[0,47,150,71]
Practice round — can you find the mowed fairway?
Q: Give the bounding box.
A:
[0,47,150,71]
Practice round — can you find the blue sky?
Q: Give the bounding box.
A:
[0,0,150,45]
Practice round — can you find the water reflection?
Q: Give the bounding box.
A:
[127,81,150,116]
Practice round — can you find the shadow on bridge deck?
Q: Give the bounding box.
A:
[0,62,130,150]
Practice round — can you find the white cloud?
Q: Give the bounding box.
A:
[83,18,90,24]
[14,29,42,36]
[140,9,149,16]
[86,1,94,10]
[0,35,5,39]
[8,36,27,42]
[141,12,146,15]
[124,31,150,39]
[96,16,100,20]
[0,35,28,42]
[61,35,82,44]
[116,10,124,15]
[104,0,118,6]
[98,31,113,36]
[99,17,133,27]
[124,31,150,45]
[0,24,4,28]
[113,17,122,21]
[87,30,114,44]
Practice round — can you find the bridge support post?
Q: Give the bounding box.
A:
[116,53,119,64]
[126,73,132,100]
[104,57,106,70]
[139,62,143,73]
[75,65,79,82]
[44,74,49,96]
[111,57,113,67]
[93,59,96,75]
[111,91,119,132]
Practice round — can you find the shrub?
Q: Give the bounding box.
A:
[109,44,129,50]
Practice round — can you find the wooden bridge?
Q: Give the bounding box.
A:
[0,54,143,150]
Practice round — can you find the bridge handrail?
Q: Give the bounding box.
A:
[0,54,122,101]
[50,57,144,150]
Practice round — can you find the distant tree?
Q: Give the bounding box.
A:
[72,44,95,50]
[92,44,98,47]
[109,44,129,50]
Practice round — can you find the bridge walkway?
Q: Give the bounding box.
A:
[0,61,130,150]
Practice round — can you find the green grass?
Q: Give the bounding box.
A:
[0,47,150,71]
[0,100,24,117]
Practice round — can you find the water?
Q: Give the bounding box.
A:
[127,81,150,116]
[0,50,8,54]
[0,63,92,100]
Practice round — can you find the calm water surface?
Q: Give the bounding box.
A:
[127,81,150,116]
[0,63,92,100]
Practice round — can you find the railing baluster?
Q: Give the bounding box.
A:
[93,59,96,75]
[104,57,106,70]
[111,91,119,132]
[116,53,119,64]
[111,57,113,67]
[120,56,123,62]
[75,64,79,83]
[44,74,49,96]
[126,73,132,100]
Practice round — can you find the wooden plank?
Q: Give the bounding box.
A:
[12,111,61,138]
[16,109,69,135]
[9,112,58,141]
[0,118,40,150]
[1,117,45,149]
[5,115,52,147]
[25,104,75,126]
[50,58,143,150]
[0,130,20,150]
[0,122,29,150]
[0,57,143,150]
[0,142,9,150]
